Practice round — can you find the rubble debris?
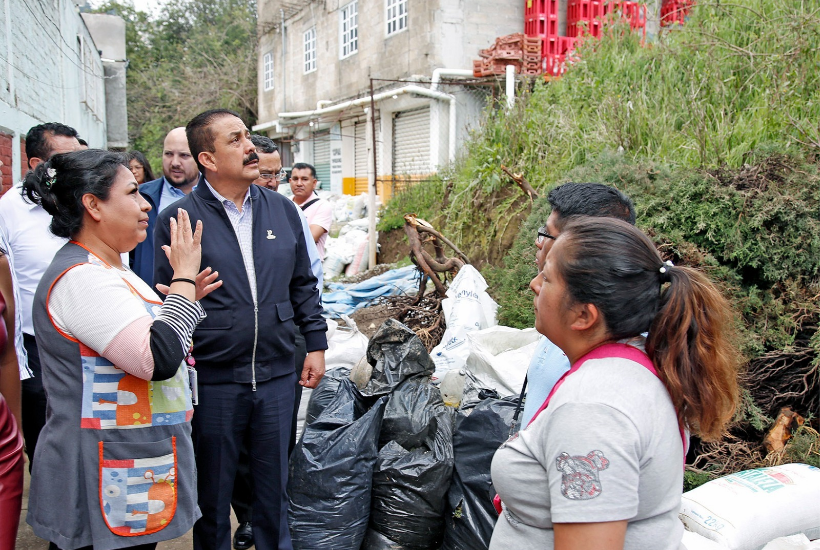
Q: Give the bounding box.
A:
[473,33,542,77]
[352,294,447,350]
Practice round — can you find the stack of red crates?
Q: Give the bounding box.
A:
[660,0,694,26]
[472,34,543,77]
[525,0,576,77]
[567,1,647,39]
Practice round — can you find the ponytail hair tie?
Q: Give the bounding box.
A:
[658,260,674,283]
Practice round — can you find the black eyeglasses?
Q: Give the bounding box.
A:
[536,226,557,245]
[258,168,287,182]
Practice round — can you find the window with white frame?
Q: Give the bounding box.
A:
[340,1,358,58]
[386,0,407,35]
[304,27,317,73]
[263,52,274,91]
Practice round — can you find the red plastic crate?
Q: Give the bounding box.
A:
[660,0,694,26]
[544,53,567,77]
[558,36,577,54]
[525,14,559,37]
[525,0,559,18]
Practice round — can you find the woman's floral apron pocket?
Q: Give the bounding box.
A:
[98,437,178,536]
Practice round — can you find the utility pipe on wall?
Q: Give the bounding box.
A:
[278,85,458,163]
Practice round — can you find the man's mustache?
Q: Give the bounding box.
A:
[243,152,259,165]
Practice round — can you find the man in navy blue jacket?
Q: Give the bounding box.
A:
[153,109,327,550]
[132,127,200,283]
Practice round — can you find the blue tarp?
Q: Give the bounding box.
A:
[323,265,421,317]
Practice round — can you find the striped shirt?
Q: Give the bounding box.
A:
[204,180,257,302]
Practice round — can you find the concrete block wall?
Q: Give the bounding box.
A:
[0,0,109,192]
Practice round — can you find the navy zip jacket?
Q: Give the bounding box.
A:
[153,177,327,384]
[130,177,164,284]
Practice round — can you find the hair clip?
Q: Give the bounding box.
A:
[45,167,57,189]
[659,260,674,278]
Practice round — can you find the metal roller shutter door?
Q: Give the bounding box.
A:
[313,133,331,189]
[355,119,381,195]
[392,107,430,176]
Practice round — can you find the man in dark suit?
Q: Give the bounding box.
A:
[131,127,199,283]
[153,109,327,550]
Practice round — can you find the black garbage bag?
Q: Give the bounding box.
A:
[361,527,406,549]
[289,378,387,550]
[361,319,435,397]
[441,397,520,550]
[379,376,443,449]
[305,367,350,426]
[367,406,455,549]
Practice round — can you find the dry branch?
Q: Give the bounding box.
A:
[501,165,539,201]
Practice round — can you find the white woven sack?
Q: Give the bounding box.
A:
[682,529,729,550]
[679,464,820,550]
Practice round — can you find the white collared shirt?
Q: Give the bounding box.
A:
[204,180,257,302]
[0,183,68,336]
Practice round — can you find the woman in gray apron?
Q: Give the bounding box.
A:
[22,150,221,550]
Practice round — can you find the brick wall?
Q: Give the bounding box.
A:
[0,132,11,195]
[0,133,29,195]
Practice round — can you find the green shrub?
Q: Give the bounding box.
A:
[378,177,446,231]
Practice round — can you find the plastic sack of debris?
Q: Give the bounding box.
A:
[289,378,387,550]
[360,319,436,397]
[431,266,498,381]
[464,326,540,397]
[379,377,443,448]
[305,368,351,426]
[367,406,455,549]
[681,530,728,550]
[679,463,820,550]
[761,534,820,550]
[441,397,521,550]
[345,236,370,277]
[326,315,369,372]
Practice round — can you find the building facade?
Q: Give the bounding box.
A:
[0,0,121,192]
[253,0,524,198]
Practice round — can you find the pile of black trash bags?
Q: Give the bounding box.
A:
[288,319,522,550]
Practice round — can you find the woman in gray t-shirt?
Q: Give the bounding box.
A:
[490,217,739,550]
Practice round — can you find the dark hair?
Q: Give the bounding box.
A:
[548,182,636,229]
[25,123,80,163]
[77,138,88,147]
[128,150,155,182]
[186,108,243,173]
[250,135,278,154]
[291,162,316,178]
[555,216,739,440]
[22,150,128,239]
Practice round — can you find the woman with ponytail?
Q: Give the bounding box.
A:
[22,150,221,550]
[490,216,739,550]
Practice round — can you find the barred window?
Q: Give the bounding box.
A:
[263,52,274,91]
[304,27,317,73]
[386,0,407,36]
[340,1,358,58]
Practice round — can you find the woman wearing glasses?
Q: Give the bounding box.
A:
[490,216,739,550]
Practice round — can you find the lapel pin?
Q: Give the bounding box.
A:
[267,230,276,240]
